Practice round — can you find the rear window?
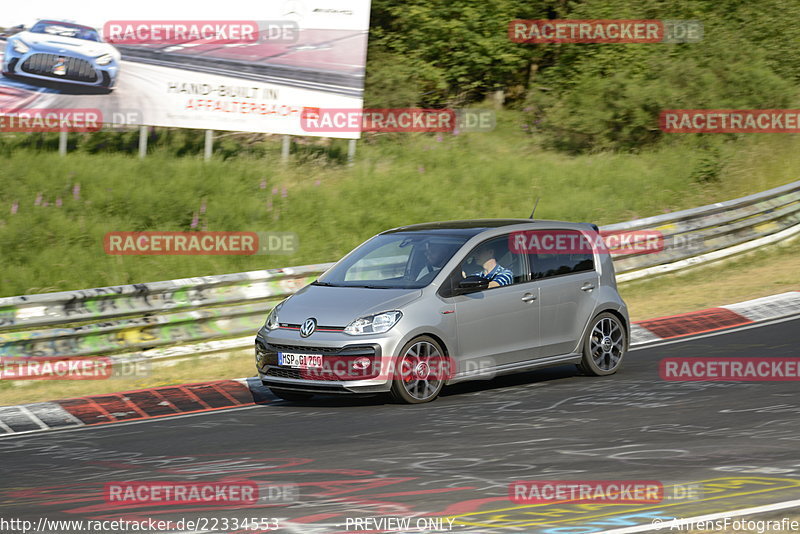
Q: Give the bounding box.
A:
[529,230,595,279]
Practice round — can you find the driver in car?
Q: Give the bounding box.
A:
[464,244,513,288]
[416,241,452,281]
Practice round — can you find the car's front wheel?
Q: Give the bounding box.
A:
[268,388,314,401]
[578,312,627,376]
[389,336,447,404]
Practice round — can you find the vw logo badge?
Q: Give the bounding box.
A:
[299,318,317,338]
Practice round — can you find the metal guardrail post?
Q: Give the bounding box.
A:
[348,139,357,165]
[139,125,148,159]
[58,131,67,156]
[281,135,290,163]
[204,130,213,161]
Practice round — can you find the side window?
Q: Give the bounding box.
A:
[529,230,595,280]
[459,235,528,288]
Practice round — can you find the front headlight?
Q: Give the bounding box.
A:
[264,301,285,331]
[12,40,30,54]
[344,311,402,336]
[95,54,113,65]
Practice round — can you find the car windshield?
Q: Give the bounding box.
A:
[317,232,467,289]
[30,22,100,42]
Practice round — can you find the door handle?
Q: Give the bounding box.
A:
[521,293,537,302]
[581,283,595,292]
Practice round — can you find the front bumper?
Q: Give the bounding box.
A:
[255,328,400,394]
[5,49,118,87]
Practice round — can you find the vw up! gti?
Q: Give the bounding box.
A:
[255,219,630,403]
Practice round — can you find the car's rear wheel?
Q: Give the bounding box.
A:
[578,312,626,376]
[389,336,447,404]
[268,387,314,401]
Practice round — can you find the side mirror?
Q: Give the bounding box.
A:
[456,275,489,294]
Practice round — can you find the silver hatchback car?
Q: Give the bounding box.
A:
[255,219,629,403]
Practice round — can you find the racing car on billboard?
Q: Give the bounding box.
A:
[2,20,120,91]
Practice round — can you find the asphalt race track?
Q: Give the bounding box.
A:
[0,317,798,533]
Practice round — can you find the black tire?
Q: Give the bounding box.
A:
[578,312,627,376]
[389,336,448,404]
[268,388,314,401]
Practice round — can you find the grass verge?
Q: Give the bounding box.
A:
[1,111,798,297]
[621,235,800,321]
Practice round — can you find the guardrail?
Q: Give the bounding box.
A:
[0,264,332,360]
[1,181,798,364]
[609,180,800,281]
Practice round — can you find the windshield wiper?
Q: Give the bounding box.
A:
[311,281,338,287]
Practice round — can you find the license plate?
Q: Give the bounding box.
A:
[53,59,66,76]
[278,352,323,369]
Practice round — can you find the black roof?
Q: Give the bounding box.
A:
[382,219,536,237]
[382,219,599,237]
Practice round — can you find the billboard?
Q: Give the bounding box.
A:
[0,0,371,138]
